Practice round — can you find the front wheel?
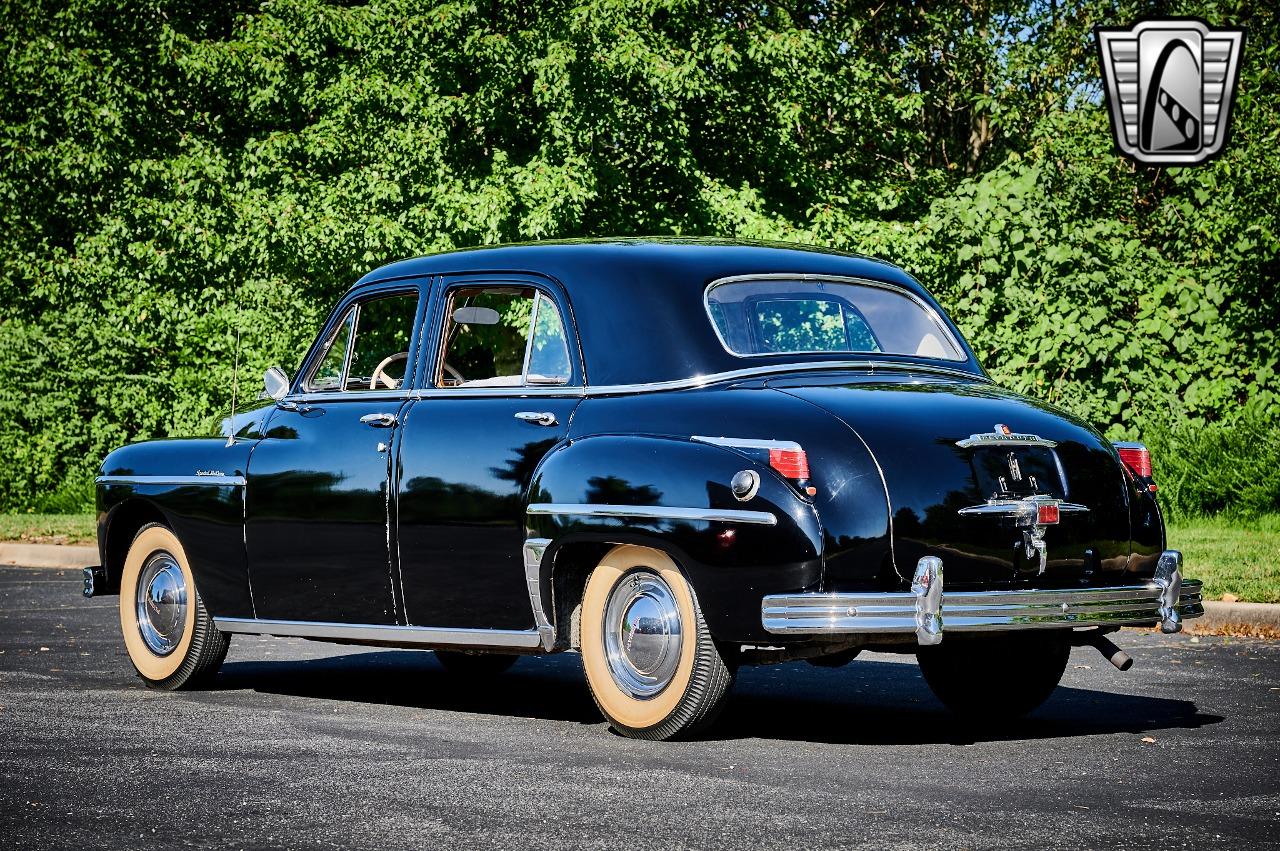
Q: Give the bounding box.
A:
[579,545,735,740]
[916,633,1070,722]
[118,523,229,690]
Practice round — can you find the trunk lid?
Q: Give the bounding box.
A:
[772,372,1135,589]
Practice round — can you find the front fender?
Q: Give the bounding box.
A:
[526,434,823,643]
[97,438,255,617]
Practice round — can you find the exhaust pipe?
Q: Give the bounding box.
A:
[1078,630,1133,671]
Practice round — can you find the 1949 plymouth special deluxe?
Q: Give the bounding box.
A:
[88,239,1202,740]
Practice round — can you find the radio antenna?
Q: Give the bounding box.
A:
[225,319,241,448]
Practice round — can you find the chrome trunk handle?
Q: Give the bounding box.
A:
[359,412,398,428]
[514,411,557,426]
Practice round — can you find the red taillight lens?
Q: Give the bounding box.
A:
[1116,444,1152,478]
[769,447,810,479]
[1037,503,1060,525]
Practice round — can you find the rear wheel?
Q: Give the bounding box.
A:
[916,633,1070,722]
[579,545,734,740]
[118,523,229,690]
[434,650,518,676]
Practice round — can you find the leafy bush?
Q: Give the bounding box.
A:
[1145,401,1280,522]
[0,0,1276,518]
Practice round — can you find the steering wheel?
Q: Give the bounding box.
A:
[441,362,465,386]
[370,352,409,390]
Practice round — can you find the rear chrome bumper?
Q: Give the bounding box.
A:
[762,550,1202,642]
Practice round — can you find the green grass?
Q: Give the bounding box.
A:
[1168,514,1280,604]
[0,513,96,545]
[2,511,1275,602]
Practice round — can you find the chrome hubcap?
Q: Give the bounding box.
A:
[136,553,187,656]
[603,570,683,699]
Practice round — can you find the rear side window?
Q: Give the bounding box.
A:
[436,286,572,388]
[706,279,965,361]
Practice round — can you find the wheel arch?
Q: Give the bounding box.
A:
[101,498,171,596]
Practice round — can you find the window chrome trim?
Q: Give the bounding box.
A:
[527,503,777,526]
[583,359,989,396]
[212,617,543,649]
[413,387,586,400]
[96,475,246,487]
[284,390,415,404]
[431,282,579,393]
[703,273,968,363]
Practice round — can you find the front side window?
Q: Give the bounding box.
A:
[706,279,965,361]
[305,291,419,392]
[437,287,572,388]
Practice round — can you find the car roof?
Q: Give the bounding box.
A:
[353,239,981,387]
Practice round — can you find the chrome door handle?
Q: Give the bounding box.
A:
[359,412,398,428]
[514,411,557,426]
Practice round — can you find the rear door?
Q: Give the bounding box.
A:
[246,284,426,624]
[396,275,583,630]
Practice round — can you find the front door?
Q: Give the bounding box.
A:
[396,277,582,629]
[246,287,423,624]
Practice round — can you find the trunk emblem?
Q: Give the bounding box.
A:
[957,424,1058,449]
[957,495,1089,576]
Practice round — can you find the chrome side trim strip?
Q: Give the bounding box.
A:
[582,360,990,396]
[527,503,778,526]
[523,538,556,650]
[96,475,246,487]
[691,435,803,451]
[763,576,1203,637]
[212,617,543,649]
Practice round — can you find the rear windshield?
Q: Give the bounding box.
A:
[705,278,966,361]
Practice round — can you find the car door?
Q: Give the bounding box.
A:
[245,284,426,625]
[396,275,583,630]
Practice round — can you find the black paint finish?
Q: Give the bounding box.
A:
[94,239,1170,651]
[245,397,408,624]
[97,438,255,618]
[397,394,581,629]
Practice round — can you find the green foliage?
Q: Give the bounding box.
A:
[1167,514,1280,603]
[1145,400,1280,521]
[0,0,1276,518]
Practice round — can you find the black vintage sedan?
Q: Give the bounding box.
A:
[89,239,1202,739]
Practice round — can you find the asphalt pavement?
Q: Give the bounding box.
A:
[1,565,1277,850]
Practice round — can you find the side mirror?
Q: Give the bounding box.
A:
[263,366,290,401]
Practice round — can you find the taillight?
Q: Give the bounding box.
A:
[1113,442,1156,491]
[1037,502,1060,525]
[690,436,817,497]
[768,446,810,480]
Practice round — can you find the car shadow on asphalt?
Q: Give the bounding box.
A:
[215,650,1223,745]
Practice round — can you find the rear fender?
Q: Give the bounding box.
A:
[525,434,823,643]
